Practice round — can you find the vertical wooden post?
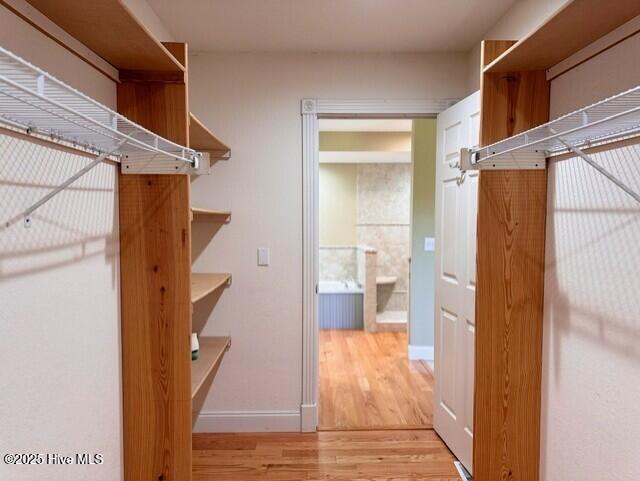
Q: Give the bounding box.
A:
[473,40,549,481]
[118,44,192,481]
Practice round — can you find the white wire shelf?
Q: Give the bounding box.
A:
[467,85,640,169]
[0,46,199,171]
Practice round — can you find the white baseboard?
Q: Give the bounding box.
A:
[194,410,301,433]
[300,403,317,432]
[408,344,434,361]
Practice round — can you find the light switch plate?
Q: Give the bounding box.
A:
[424,237,435,252]
[257,247,270,266]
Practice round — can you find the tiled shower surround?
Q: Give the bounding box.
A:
[319,163,411,323]
[319,246,358,281]
[357,163,411,313]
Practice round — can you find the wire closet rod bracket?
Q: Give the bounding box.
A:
[0,46,201,174]
[460,85,640,171]
[2,140,126,231]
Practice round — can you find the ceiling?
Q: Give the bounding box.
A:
[148,0,518,53]
[319,119,412,132]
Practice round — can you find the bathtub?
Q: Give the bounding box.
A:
[318,281,363,329]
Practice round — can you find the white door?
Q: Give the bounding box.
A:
[433,92,480,473]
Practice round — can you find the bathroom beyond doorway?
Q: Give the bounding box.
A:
[318,119,437,430]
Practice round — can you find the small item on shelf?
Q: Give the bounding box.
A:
[191,333,199,360]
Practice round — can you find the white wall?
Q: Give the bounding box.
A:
[466,0,570,93]
[0,5,121,481]
[541,33,640,481]
[188,51,468,431]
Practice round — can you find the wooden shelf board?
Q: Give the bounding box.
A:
[191,273,231,304]
[484,0,640,73]
[191,336,230,400]
[189,113,230,162]
[26,0,185,72]
[191,208,231,223]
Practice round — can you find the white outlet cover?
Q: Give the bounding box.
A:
[424,237,435,252]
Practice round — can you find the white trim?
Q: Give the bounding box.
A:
[301,99,319,433]
[315,98,458,116]
[301,98,453,433]
[194,410,301,433]
[408,344,434,361]
[319,150,411,164]
[300,404,317,432]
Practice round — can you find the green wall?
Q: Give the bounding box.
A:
[319,163,357,245]
[320,131,411,152]
[409,119,437,349]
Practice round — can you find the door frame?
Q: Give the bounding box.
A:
[300,97,458,432]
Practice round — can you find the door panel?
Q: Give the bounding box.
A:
[434,91,480,473]
[441,180,459,284]
[439,308,458,418]
[466,174,478,290]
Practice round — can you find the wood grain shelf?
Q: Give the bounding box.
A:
[189,113,230,162]
[26,0,185,73]
[484,0,640,74]
[191,208,231,223]
[191,336,230,400]
[191,273,231,304]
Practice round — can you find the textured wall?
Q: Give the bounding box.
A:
[319,246,358,281]
[356,163,411,312]
[541,33,640,481]
[0,4,122,481]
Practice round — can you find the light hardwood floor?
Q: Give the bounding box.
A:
[319,330,434,430]
[192,430,459,481]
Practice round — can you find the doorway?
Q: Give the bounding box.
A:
[301,95,480,474]
[314,117,437,430]
[300,99,454,434]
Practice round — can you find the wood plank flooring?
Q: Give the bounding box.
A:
[319,330,434,430]
[192,430,460,481]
